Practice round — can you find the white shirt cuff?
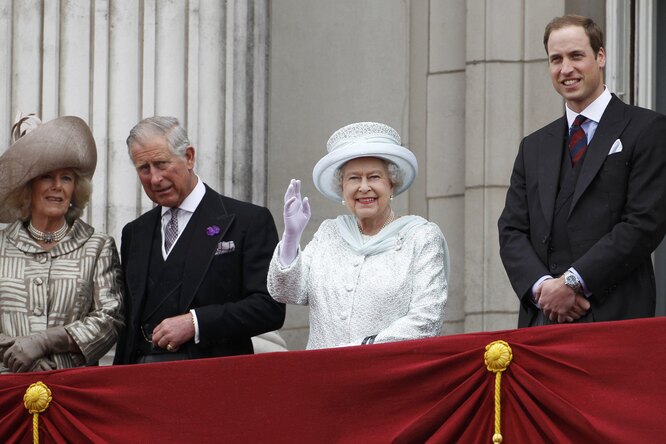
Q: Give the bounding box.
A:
[190,309,200,344]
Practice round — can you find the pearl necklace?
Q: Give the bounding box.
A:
[28,221,69,244]
[358,211,394,235]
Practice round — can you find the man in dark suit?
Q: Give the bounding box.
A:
[113,116,285,364]
[498,15,666,327]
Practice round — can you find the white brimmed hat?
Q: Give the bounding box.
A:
[0,114,97,223]
[312,122,418,202]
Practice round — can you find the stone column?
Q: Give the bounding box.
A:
[464,0,565,332]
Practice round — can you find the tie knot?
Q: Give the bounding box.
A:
[572,114,588,127]
[169,207,180,218]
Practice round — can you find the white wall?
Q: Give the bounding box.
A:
[0,0,269,245]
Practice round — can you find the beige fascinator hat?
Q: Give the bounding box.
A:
[0,114,97,223]
[312,121,418,202]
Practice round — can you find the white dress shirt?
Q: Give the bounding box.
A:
[160,175,206,342]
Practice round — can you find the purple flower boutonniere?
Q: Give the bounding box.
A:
[206,225,221,237]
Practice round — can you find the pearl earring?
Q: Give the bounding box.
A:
[390,195,394,201]
[341,200,345,205]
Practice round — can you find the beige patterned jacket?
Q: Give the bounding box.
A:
[0,219,124,371]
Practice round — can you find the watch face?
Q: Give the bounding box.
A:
[565,273,579,290]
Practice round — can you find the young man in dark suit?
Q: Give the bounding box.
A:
[113,116,285,364]
[498,15,666,327]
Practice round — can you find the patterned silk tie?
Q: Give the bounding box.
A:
[568,114,588,166]
[164,208,180,253]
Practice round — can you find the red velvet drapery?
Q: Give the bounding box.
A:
[1,317,665,443]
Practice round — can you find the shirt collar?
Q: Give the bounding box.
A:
[566,86,612,127]
[161,175,206,216]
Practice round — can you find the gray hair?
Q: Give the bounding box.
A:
[126,116,190,160]
[4,171,92,223]
[334,158,404,195]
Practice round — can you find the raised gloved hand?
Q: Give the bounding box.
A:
[280,179,311,266]
[2,327,75,373]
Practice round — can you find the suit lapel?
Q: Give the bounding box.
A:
[570,96,631,216]
[127,207,161,326]
[538,117,568,232]
[179,187,235,311]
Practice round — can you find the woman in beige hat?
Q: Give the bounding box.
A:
[0,114,124,372]
[268,122,448,349]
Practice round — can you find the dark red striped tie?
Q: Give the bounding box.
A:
[568,115,588,166]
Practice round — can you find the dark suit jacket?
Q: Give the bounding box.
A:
[113,184,285,364]
[498,95,666,327]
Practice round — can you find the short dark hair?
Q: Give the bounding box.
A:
[543,15,604,55]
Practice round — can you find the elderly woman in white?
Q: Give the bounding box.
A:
[268,122,449,349]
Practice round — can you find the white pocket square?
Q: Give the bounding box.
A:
[215,240,235,255]
[608,139,623,155]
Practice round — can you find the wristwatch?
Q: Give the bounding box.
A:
[563,270,583,295]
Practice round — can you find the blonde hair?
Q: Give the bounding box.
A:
[4,170,92,223]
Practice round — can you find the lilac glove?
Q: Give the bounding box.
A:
[279,179,311,266]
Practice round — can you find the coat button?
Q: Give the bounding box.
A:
[33,306,43,316]
[35,277,43,285]
[550,264,557,271]
[40,256,47,264]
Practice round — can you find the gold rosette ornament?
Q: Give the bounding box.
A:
[24,381,52,444]
[484,340,513,444]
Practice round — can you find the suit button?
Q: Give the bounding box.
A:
[35,277,43,285]
[542,235,550,244]
[550,264,557,271]
[33,306,43,316]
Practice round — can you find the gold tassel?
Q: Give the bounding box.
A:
[24,382,52,444]
[484,340,513,444]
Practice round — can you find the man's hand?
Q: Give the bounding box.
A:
[536,277,591,323]
[560,294,591,323]
[536,276,577,322]
[151,313,195,352]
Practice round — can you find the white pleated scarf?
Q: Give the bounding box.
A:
[335,214,427,256]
